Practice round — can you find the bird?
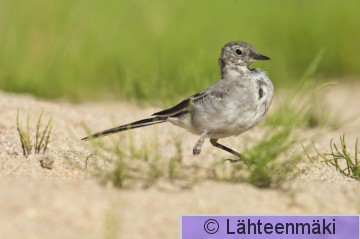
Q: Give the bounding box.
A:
[82,41,274,160]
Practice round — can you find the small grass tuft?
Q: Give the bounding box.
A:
[212,127,300,188]
[16,110,32,157]
[16,110,53,157]
[34,110,53,154]
[168,136,183,181]
[244,128,300,188]
[304,134,360,180]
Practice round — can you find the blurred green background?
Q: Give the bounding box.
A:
[0,0,359,102]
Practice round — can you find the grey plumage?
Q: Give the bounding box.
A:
[82,41,274,160]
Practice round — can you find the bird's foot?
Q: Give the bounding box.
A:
[224,158,241,164]
[224,154,250,164]
[193,147,201,156]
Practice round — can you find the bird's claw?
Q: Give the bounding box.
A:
[224,158,241,163]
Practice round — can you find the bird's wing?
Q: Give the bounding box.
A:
[152,79,243,117]
[151,91,206,117]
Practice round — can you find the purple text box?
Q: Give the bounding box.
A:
[182,216,359,239]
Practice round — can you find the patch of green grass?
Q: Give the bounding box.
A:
[210,128,300,188]
[16,110,52,157]
[266,49,337,128]
[0,0,359,102]
[82,129,201,189]
[304,134,360,180]
[266,81,336,128]
[168,136,183,181]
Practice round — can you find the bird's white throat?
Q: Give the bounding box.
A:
[221,64,250,79]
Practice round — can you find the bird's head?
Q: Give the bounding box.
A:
[218,41,270,68]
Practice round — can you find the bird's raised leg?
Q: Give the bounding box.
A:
[193,132,209,156]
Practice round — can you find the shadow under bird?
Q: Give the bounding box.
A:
[82,41,274,160]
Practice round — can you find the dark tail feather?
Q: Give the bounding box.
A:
[81,117,166,141]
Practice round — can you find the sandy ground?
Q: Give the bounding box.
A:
[0,82,359,239]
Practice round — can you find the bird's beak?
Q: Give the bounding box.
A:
[253,53,270,60]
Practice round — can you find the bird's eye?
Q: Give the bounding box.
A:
[235,49,243,56]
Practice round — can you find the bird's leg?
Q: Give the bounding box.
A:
[193,132,209,156]
[210,138,244,163]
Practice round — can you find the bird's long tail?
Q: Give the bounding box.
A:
[81,117,167,141]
